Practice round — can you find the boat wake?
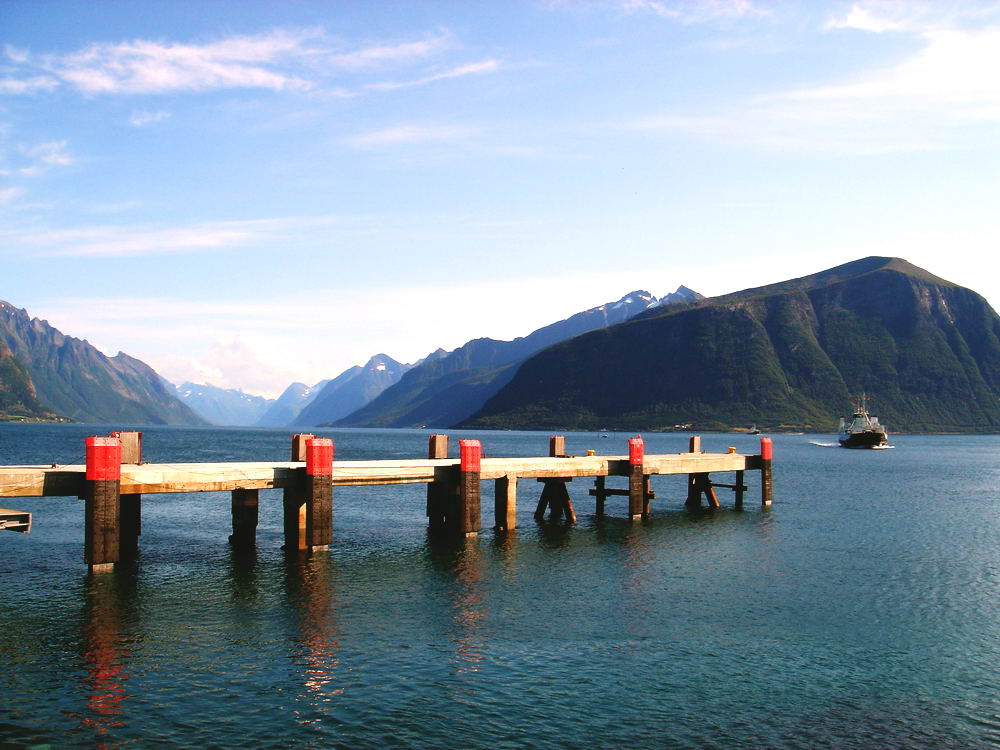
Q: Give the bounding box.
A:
[809,441,839,447]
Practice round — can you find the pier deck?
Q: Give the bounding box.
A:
[0,432,773,573]
[0,452,756,498]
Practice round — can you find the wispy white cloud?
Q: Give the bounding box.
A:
[628,17,1000,154]
[368,59,501,91]
[0,186,24,204]
[4,44,30,64]
[128,109,171,126]
[50,30,317,95]
[826,1,1000,34]
[0,75,59,94]
[551,0,766,23]
[4,215,339,258]
[348,123,478,149]
[0,28,467,98]
[0,140,75,176]
[326,33,451,70]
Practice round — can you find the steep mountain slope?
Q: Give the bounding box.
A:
[295,354,411,427]
[0,340,58,420]
[175,382,274,426]
[338,288,699,428]
[255,379,330,427]
[0,300,205,425]
[464,258,1000,432]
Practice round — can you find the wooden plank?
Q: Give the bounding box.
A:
[0,453,755,498]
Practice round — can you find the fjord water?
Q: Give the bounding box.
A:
[1,425,997,749]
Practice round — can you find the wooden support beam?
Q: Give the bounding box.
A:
[494,472,517,531]
[594,476,606,517]
[113,431,142,559]
[283,434,313,551]
[760,438,773,507]
[426,434,449,527]
[0,507,31,533]
[84,436,121,573]
[686,435,702,507]
[230,488,259,549]
[735,470,746,509]
[588,486,656,499]
[456,440,481,536]
[305,438,334,550]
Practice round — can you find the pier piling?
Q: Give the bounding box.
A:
[427,434,449,528]
[760,437,773,507]
[456,440,481,536]
[84,436,122,573]
[627,437,647,520]
[113,431,142,558]
[305,438,334,551]
[283,434,313,551]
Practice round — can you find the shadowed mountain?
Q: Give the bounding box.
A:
[294,354,412,427]
[0,300,205,425]
[337,288,701,428]
[462,258,1000,433]
[175,382,274,426]
[255,379,330,427]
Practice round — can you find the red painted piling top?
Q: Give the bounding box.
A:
[305,438,334,475]
[459,439,482,472]
[85,436,122,481]
[628,436,644,465]
[760,436,773,460]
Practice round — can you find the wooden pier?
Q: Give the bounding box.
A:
[0,432,773,572]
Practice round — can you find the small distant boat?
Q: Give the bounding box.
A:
[750,424,761,435]
[838,394,888,449]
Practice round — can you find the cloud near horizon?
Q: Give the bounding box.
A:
[627,12,1000,154]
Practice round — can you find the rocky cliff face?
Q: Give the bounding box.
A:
[0,300,205,425]
[463,258,1000,432]
[0,340,56,419]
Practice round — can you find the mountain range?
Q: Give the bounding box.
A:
[462,257,1000,433]
[6,258,999,434]
[334,287,702,429]
[0,300,204,424]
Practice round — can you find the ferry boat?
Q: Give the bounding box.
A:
[838,395,889,449]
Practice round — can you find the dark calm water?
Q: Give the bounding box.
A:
[1,424,998,749]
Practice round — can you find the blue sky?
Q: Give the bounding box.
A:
[3,0,999,396]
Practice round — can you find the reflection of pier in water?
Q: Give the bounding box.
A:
[78,574,131,747]
[0,431,773,574]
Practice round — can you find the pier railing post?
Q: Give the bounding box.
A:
[284,434,313,551]
[113,431,142,558]
[628,437,646,520]
[85,436,122,573]
[427,434,449,527]
[305,438,334,551]
[760,437,773,507]
[457,439,481,536]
